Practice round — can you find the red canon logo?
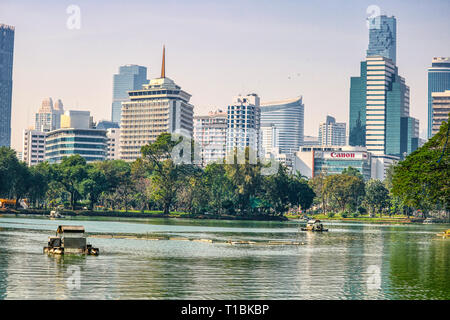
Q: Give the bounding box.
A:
[330,152,355,158]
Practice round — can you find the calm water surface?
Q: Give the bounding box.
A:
[0,215,448,299]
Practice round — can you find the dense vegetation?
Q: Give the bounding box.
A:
[0,118,448,220]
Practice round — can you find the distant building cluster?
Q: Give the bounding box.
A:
[5,13,447,182]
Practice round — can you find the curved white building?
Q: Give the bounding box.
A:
[260,96,304,155]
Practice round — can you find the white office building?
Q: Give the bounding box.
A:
[120,48,194,161]
[22,129,46,166]
[318,115,346,146]
[226,94,261,157]
[106,128,121,160]
[194,110,227,166]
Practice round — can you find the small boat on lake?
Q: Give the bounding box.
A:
[49,210,63,219]
[43,225,99,255]
[423,218,437,224]
[436,229,450,238]
[301,219,328,232]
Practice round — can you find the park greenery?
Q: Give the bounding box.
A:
[0,118,448,220]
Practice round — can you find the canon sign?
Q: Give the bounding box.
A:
[330,152,355,158]
[323,151,365,160]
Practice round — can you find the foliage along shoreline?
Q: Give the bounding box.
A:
[0,118,448,222]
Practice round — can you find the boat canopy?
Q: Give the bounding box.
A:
[307,219,321,224]
[56,225,85,234]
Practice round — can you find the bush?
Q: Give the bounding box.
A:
[340,211,349,218]
[357,206,367,214]
[327,212,335,218]
[352,212,360,218]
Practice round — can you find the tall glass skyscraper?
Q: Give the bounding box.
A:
[0,24,15,147]
[427,57,450,138]
[111,65,148,124]
[260,96,304,155]
[349,56,418,158]
[367,15,396,64]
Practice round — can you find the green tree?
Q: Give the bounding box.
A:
[365,179,390,217]
[54,155,88,210]
[81,164,108,210]
[325,173,365,213]
[392,117,449,217]
[289,175,315,213]
[141,133,193,215]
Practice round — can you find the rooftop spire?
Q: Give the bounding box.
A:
[161,45,165,78]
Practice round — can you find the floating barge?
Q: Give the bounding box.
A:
[436,229,450,238]
[43,225,99,255]
[301,219,328,232]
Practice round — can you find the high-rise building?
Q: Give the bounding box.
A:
[106,128,121,160]
[367,15,396,64]
[35,98,65,132]
[261,124,278,154]
[226,94,261,156]
[0,24,15,147]
[349,56,418,158]
[120,47,194,161]
[427,57,450,138]
[302,136,319,147]
[260,96,304,155]
[431,90,450,136]
[318,115,346,146]
[22,129,46,166]
[45,110,107,163]
[111,64,148,124]
[96,120,120,131]
[193,110,227,166]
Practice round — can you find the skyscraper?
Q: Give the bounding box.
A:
[431,90,450,136]
[318,115,346,146]
[427,57,450,138]
[0,24,15,147]
[35,97,65,132]
[260,96,304,155]
[120,47,194,161]
[111,64,148,124]
[194,110,227,166]
[349,56,417,158]
[226,94,261,156]
[367,15,396,64]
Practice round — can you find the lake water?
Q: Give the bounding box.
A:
[0,215,448,300]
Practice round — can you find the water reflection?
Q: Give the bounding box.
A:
[0,216,448,299]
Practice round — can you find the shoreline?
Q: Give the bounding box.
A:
[0,209,288,222]
[2,209,448,224]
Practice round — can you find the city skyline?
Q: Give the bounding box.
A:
[1,0,450,150]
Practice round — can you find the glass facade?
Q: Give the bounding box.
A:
[45,128,107,163]
[367,15,396,64]
[260,96,304,155]
[111,65,148,124]
[427,57,450,138]
[314,158,372,180]
[349,61,367,147]
[0,24,14,147]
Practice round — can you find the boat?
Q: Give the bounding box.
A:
[49,210,63,219]
[423,218,436,224]
[301,219,328,232]
[436,229,450,238]
[43,225,99,255]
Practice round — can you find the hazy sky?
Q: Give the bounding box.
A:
[1,0,449,150]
